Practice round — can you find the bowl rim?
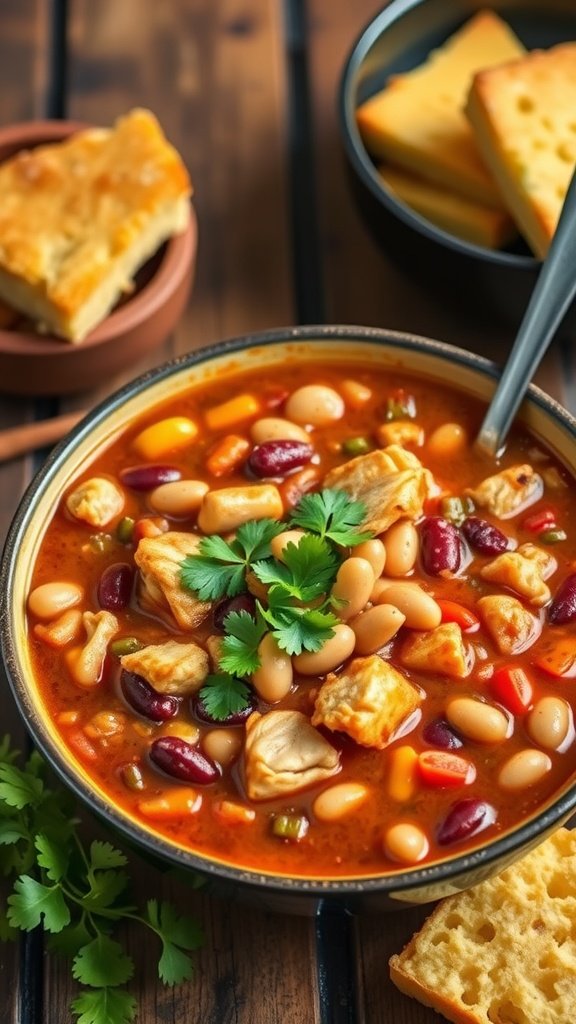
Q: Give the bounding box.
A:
[3,324,576,898]
[0,117,196,354]
[338,0,541,269]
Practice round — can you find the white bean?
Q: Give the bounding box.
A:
[270,529,306,561]
[285,385,344,426]
[293,624,355,675]
[383,822,429,864]
[202,729,243,768]
[527,697,572,751]
[198,485,283,533]
[149,480,209,517]
[446,697,509,744]
[250,417,311,444]
[313,783,368,822]
[383,521,419,576]
[28,581,84,621]
[426,422,468,459]
[331,557,375,621]
[377,583,441,630]
[498,749,552,791]
[351,604,405,654]
[354,539,386,578]
[252,633,293,703]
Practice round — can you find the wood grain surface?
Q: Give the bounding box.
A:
[1,1,575,1022]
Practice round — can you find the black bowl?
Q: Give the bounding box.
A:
[340,0,576,329]
[3,325,576,915]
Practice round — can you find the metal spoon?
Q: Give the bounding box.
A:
[476,167,576,457]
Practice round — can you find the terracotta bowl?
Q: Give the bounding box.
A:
[2,326,576,915]
[0,120,197,395]
[339,0,576,328]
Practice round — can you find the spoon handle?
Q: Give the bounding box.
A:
[476,167,576,457]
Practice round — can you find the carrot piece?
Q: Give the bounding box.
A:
[522,506,557,532]
[387,745,418,802]
[205,394,261,431]
[535,638,576,678]
[437,599,480,631]
[68,729,98,763]
[491,664,533,714]
[138,788,202,818]
[213,800,256,826]
[205,434,250,477]
[418,750,475,787]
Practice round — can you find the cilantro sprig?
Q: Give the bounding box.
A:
[0,736,203,1024]
[187,489,373,719]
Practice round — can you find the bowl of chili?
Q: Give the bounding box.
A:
[2,325,576,914]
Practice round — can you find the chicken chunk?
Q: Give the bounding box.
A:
[134,531,211,630]
[66,610,119,688]
[477,595,541,655]
[66,477,125,527]
[205,635,224,672]
[120,640,209,695]
[400,622,472,679]
[465,465,542,519]
[243,710,340,801]
[323,445,429,533]
[480,543,556,607]
[312,655,422,749]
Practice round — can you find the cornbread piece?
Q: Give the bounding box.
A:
[120,640,209,696]
[379,166,516,249]
[323,446,428,533]
[401,623,472,679]
[312,655,422,749]
[243,711,340,800]
[0,108,191,341]
[134,532,211,630]
[467,44,576,257]
[389,828,576,1024]
[356,11,524,205]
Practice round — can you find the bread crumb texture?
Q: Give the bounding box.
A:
[389,828,576,1024]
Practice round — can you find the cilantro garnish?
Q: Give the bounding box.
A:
[198,674,252,720]
[180,519,284,600]
[0,735,203,1024]
[259,599,339,656]
[288,488,372,546]
[219,610,268,677]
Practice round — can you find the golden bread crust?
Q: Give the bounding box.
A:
[0,108,191,340]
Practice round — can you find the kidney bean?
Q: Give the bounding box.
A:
[462,516,509,555]
[119,464,182,490]
[437,799,496,846]
[150,736,220,784]
[97,563,133,611]
[192,690,257,726]
[549,573,576,624]
[422,718,463,750]
[248,440,314,478]
[420,517,461,575]
[121,670,179,722]
[213,593,257,632]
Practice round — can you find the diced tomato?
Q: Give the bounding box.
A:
[263,386,289,409]
[522,506,557,532]
[417,750,476,787]
[491,664,533,714]
[437,599,480,631]
[535,638,576,678]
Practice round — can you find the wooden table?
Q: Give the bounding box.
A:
[1,2,574,1022]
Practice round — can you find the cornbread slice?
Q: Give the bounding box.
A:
[356,11,524,205]
[390,827,576,1024]
[0,108,191,341]
[466,43,576,258]
[379,165,516,248]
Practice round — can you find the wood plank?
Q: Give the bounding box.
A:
[51,3,318,1023]
[0,2,52,1021]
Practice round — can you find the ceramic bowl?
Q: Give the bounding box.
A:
[339,0,576,328]
[0,120,196,395]
[2,325,576,915]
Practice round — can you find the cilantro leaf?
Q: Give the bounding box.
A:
[260,601,339,656]
[88,841,128,871]
[71,988,137,1024]
[180,554,245,601]
[180,519,284,600]
[0,762,43,809]
[8,875,70,933]
[158,942,195,986]
[253,534,338,603]
[0,907,17,942]
[82,870,131,912]
[147,900,203,985]
[35,833,69,882]
[198,674,251,721]
[0,820,28,845]
[234,519,284,561]
[289,488,372,546]
[73,935,134,988]
[48,918,94,957]
[219,610,268,676]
